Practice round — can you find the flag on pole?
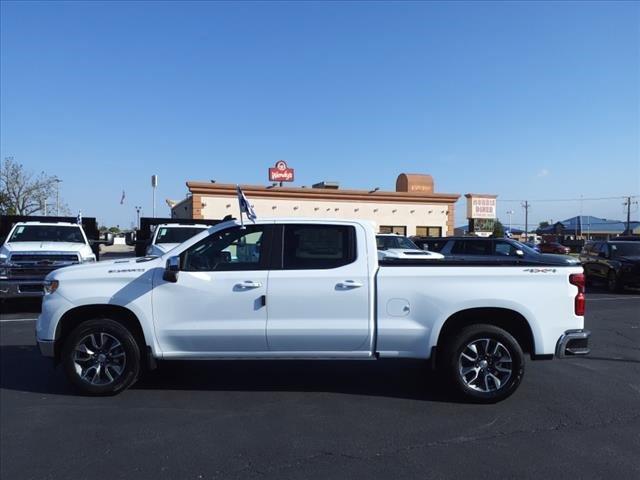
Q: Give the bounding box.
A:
[120,190,126,205]
[237,185,257,227]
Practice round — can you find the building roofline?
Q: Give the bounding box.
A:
[464,193,498,198]
[186,181,460,204]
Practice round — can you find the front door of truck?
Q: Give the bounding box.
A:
[152,225,273,356]
[266,223,372,353]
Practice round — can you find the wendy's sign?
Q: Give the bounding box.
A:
[268,160,294,183]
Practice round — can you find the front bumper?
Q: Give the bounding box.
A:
[556,329,591,358]
[0,280,45,299]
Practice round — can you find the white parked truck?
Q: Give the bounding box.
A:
[36,218,590,402]
[145,223,211,257]
[0,221,96,299]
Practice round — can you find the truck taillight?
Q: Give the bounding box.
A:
[569,273,585,316]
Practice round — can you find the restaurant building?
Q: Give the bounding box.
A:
[171,173,460,237]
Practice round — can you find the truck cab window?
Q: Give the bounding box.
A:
[182,226,266,271]
[283,225,356,269]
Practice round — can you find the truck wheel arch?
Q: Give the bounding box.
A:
[54,305,148,364]
[434,307,535,362]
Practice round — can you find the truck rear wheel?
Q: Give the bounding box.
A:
[61,319,141,395]
[607,270,622,293]
[442,324,524,403]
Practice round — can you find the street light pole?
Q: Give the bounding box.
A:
[135,206,142,229]
[506,210,514,234]
[521,201,530,241]
[151,175,158,218]
[53,177,62,216]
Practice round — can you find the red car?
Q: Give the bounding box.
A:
[539,242,571,254]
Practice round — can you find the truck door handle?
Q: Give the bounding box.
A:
[235,281,262,289]
[336,280,363,289]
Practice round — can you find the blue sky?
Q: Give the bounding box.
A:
[1,1,638,229]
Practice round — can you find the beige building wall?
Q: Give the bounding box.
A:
[196,195,450,237]
[173,174,460,236]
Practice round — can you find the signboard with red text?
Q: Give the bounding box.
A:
[268,160,294,183]
[466,195,497,219]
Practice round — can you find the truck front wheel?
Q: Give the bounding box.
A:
[61,319,141,395]
[442,324,524,403]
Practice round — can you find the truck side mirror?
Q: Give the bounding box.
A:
[163,256,180,283]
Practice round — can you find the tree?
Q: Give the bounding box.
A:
[0,157,68,215]
[538,221,550,229]
[108,226,120,234]
[493,220,505,237]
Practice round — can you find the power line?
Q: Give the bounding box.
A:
[498,195,639,203]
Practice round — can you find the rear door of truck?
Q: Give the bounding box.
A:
[266,222,373,354]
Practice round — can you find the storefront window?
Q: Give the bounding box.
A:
[379,225,407,236]
[416,226,442,237]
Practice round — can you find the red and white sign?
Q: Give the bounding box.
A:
[268,160,294,182]
[466,195,497,219]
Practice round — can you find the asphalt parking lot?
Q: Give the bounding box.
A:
[1,288,639,480]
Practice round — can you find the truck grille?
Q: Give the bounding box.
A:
[7,253,80,279]
[10,254,79,263]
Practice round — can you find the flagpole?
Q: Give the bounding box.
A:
[237,185,245,230]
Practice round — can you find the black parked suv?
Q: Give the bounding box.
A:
[411,236,580,265]
[579,240,640,292]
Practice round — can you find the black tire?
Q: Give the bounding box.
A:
[441,324,525,403]
[62,319,141,395]
[584,273,593,288]
[607,270,622,293]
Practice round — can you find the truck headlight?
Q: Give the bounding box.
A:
[82,255,96,263]
[44,280,59,295]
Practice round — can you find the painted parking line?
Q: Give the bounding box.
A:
[0,318,37,323]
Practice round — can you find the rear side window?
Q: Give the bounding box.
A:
[283,225,356,269]
[451,240,492,255]
[416,239,447,252]
[494,241,518,256]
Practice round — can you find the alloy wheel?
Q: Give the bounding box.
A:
[458,338,513,393]
[72,332,127,386]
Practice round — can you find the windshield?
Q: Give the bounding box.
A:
[155,227,207,244]
[377,235,419,250]
[512,241,540,256]
[610,242,640,257]
[8,225,85,243]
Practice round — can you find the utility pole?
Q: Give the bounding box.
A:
[624,196,638,234]
[521,201,530,240]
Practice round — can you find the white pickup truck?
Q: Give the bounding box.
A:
[0,221,96,299]
[36,218,590,402]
